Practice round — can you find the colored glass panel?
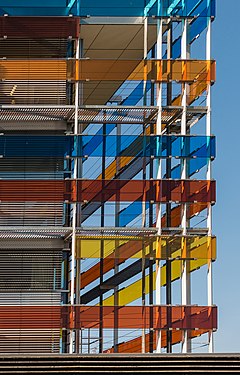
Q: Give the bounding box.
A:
[161,0,215,17]
[67,179,216,203]
[0,179,216,203]
[0,59,216,82]
[80,233,214,291]
[82,135,216,158]
[76,236,216,260]
[0,0,216,17]
[73,59,216,83]
[0,135,215,158]
[0,305,217,330]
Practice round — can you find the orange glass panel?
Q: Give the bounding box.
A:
[0,59,216,82]
[74,59,216,82]
[157,60,216,82]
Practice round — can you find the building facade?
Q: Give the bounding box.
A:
[0,0,217,354]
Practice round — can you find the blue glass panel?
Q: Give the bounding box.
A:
[144,0,158,16]
[163,0,215,17]
[0,0,65,6]
[75,0,146,17]
[0,135,215,158]
[0,0,215,17]
[188,136,215,158]
[0,1,67,16]
[82,135,216,157]
[187,0,216,17]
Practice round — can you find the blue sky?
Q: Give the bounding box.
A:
[212,0,240,352]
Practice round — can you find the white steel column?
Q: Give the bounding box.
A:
[181,18,191,354]
[206,15,214,353]
[69,37,80,354]
[156,16,162,354]
[141,15,148,354]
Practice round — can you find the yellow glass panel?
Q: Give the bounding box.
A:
[76,236,216,260]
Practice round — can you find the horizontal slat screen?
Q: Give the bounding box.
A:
[0,81,67,105]
[0,249,62,291]
[0,202,64,226]
[0,16,80,38]
[0,39,69,58]
[0,329,60,353]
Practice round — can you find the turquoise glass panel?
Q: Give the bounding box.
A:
[0,0,215,17]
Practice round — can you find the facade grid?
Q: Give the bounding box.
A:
[0,0,217,354]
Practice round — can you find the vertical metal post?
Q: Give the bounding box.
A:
[141,15,148,354]
[166,20,173,354]
[149,44,155,354]
[75,38,83,355]
[181,18,191,354]
[113,123,121,353]
[99,120,106,353]
[69,36,80,354]
[156,15,163,354]
[206,14,214,353]
[88,328,91,354]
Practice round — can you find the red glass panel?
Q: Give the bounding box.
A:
[0,180,215,203]
[0,305,217,330]
[67,179,216,203]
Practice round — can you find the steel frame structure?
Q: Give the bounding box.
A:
[0,0,217,354]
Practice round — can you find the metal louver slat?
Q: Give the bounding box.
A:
[0,329,60,353]
[0,249,62,291]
